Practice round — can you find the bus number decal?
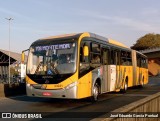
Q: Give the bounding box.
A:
[54,84,63,88]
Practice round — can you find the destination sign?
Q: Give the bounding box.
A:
[35,43,71,51]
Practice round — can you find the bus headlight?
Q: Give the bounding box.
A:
[27,83,30,87]
[65,81,77,90]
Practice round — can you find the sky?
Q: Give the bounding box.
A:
[0,0,160,53]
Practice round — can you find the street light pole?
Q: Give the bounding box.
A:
[5,18,13,84]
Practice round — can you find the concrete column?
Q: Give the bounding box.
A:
[0,66,2,75]
[1,66,5,81]
[0,66,2,81]
[5,66,8,77]
[2,66,5,75]
[6,66,9,82]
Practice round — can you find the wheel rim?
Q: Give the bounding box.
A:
[124,82,127,91]
[93,85,98,101]
[142,81,144,86]
[142,78,144,86]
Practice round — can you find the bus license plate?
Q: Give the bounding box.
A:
[42,92,52,96]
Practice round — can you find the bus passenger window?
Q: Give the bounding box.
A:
[91,55,100,63]
[120,51,132,66]
[141,58,147,68]
[92,43,100,53]
[111,50,119,65]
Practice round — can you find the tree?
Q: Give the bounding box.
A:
[131,33,160,50]
[10,67,19,76]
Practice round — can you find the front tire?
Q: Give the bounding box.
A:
[120,79,128,93]
[139,77,144,88]
[91,83,99,102]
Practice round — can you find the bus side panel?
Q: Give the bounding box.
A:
[101,65,113,92]
[115,65,120,90]
[126,66,133,87]
[139,67,143,85]
[77,72,92,99]
[144,68,148,84]
[119,66,132,88]
[109,65,116,91]
[102,65,110,92]
[119,66,126,89]
[140,68,148,85]
[129,66,133,87]
[136,67,140,85]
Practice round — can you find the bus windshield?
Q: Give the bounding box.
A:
[27,42,77,75]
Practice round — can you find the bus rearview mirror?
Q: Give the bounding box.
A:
[21,52,25,63]
[83,46,89,56]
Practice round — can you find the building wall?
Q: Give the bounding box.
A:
[148,58,160,76]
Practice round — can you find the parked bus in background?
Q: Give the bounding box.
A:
[22,32,148,101]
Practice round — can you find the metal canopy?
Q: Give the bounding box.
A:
[0,49,21,66]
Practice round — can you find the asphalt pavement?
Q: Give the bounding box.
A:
[0,76,159,121]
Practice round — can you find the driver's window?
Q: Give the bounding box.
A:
[79,40,90,77]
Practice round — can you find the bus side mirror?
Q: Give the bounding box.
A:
[21,52,25,63]
[83,46,89,56]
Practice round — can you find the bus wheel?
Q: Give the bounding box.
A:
[120,79,128,93]
[139,77,144,88]
[91,83,99,102]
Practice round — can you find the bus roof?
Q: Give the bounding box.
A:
[136,50,148,58]
[40,33,78,40]
[32,32,129,49]
[108,39,129,49]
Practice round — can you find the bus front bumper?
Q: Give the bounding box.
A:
[26,83,77,99]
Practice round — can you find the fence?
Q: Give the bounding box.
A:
[0,83,26,97]
[0,77,25,84]
[102,92,160,121]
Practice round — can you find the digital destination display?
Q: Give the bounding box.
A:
[35,43,71,51]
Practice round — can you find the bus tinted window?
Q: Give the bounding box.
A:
[110,49,120,65]
[121,51,132,66]
[110,50,115,64]
[141,57,148,68]
[91,43,100,53]
[91,43,101,64]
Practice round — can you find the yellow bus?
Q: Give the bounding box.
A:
[22,32,148,101]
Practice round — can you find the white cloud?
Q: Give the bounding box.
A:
[76,9,160,33]
[141,8,160,16]
[100,15,160,32]
[0,7,32,22]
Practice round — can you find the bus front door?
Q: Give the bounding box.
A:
[115,51,121,90]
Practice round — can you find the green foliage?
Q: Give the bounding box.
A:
[131,33,160,50]
[10,67,19,76]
